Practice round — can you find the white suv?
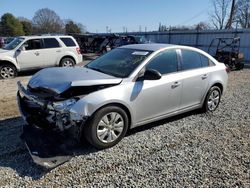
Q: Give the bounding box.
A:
[0,35,82,79]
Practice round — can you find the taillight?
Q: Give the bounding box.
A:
[225,66,230,73]
[76,47,81,55]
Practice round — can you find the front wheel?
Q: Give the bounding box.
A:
[0,64,17,79]
[84,106,129,149]
[202,86,221,112]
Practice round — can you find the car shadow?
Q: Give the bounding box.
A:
[127,109,200,136]
[0,116,99,180]
[0,109,200,179]
[18,70,40,77]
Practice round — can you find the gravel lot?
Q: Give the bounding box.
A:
[0,68,249,187]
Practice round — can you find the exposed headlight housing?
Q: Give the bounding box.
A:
[52,98,77,112]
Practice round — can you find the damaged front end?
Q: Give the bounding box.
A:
[17,81,88,168]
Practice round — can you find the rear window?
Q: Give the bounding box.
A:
[60,37,76,47]
[200,54,210,67]
[43,38,60,48]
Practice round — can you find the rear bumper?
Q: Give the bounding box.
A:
[21,123,76,168]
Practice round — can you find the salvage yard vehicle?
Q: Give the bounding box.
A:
[71,33,145,54]
[17,44,228,167]
[0,35,82,79]
[208,37,244,70]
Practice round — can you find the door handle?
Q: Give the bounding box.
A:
[34,51,40,56]
[171,81,181,89]
[56,50,61,52]
[201,74,208,80]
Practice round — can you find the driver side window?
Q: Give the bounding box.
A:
[146,49,178,75]
[23,39,42,50]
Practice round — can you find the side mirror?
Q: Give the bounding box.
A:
[140,69,162,80]
[17,46,25,53]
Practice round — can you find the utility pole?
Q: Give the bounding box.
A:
[226,0,236,29]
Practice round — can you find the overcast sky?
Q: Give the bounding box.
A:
[0,0,212,32]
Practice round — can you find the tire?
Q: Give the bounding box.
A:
[235,63,244,70]
[59,57,75,67]
[84,106,129,149]
[0,64,17,79]
[202,86,221,112]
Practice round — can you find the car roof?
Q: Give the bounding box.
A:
[119,43,177,52]
[18,35,74,40]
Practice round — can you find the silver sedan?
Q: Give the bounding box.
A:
[18,43,228,150]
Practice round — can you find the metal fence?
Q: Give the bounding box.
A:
[125,29,250,62]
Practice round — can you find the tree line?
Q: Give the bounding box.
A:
[0,8,86,37]
[1,1,250,36]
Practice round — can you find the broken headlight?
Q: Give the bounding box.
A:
[52,98,77,112]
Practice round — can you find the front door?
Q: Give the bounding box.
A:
[132,49,182,124]
[17,39,44,70]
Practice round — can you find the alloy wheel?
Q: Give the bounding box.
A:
[207,90,220,111]
[0,66,15,79]
[97,112,124,143]
[62,60,74,67]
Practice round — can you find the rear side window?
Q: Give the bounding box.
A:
[181,50,202,70]
[24,39,42,50]
[60,37,76,47]
[200,54,210,67]
[43,38,60,48]
[146,49,178,75]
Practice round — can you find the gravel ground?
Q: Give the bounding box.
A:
[0,68,249,187]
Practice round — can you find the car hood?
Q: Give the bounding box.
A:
[28,67,122,94]
[0,49,9,54]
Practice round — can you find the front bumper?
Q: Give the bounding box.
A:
[21,124,75,168]
[17,81,86,168]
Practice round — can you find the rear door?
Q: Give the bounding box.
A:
[178,49,210,109]
[42,38,62,67]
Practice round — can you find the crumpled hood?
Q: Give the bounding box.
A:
[28,67,122,94]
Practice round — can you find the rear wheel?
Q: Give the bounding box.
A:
[59,57,75,67]
[84,106,129,149]
[202,86,221,112]
[0,64,17,79]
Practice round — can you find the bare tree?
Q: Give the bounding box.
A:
[210,0,231,29]
[32,8,64,34]
[236,0,250,28]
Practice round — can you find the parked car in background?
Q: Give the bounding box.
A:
[17,44,228,166]
[0,35,82,79]
[4,37,15,46]
[71,33,146,54]
[0,37,4,48]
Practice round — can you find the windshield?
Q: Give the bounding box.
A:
[86,48,152,78]
[3,37,24,50]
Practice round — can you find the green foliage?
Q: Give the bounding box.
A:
[0,13,24,36]
[65,20,81,34]
[0,9,86,36]
[20,20,33,35]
